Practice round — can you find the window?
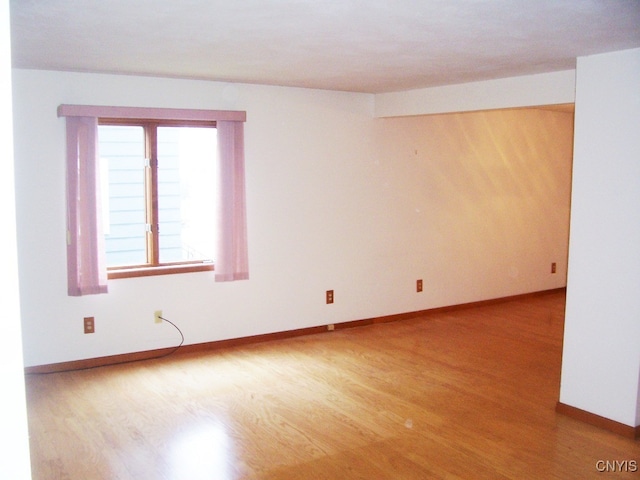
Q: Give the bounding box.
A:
[98,120,217,278]
[59,105,248,295]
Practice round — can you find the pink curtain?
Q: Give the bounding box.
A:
[215,121,249,281]
[65,116,108,296]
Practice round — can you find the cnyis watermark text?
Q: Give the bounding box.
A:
[595,460,637,473]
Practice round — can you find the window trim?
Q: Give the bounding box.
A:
[59,104,248,294]
[99,118,218,278]
[108,263,214,279]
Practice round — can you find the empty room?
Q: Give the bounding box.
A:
[2,1,640,479]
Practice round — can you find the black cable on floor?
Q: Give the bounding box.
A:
[26,315,185,374]
[156,315,185,359]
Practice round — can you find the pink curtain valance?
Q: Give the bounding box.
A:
[58,104,246,123]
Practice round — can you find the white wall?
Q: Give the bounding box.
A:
[559,48,640,427]
[375,70,576,117]
[0,0,32,477]
[370,110,573,307]
[12,69,573,368]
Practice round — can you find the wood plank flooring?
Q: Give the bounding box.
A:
[25,291,640,479]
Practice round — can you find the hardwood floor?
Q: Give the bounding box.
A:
[25,291,639,479]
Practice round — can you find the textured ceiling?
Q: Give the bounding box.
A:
[9,0,640,93]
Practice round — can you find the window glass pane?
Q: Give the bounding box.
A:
[98,125,147,267]
[157,126,217,263]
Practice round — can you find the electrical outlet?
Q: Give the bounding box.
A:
[326,290,334,304]
[551,262,557,274]
[84,316,95,334]
[154,310,163,324]
[417,279,423,292]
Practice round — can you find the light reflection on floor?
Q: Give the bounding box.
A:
[169,422,232,480]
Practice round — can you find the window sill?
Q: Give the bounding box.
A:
[108,263,214,279]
